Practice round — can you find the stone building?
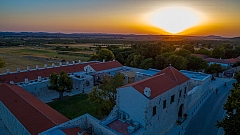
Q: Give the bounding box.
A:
[0,60,212,135]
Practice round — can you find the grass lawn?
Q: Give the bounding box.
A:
[47,94,102,119]
[0,46,91,73]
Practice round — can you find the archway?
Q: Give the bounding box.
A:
[178,104,184,118]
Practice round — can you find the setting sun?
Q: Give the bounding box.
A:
[149,6,202,34]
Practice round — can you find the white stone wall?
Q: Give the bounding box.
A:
[0,102,30,135]
[40,114,119,135]
[117,86,149,127]
[144,81,190,135]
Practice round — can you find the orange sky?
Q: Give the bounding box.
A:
[0,0,240,37]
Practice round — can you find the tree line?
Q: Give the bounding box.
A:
[90,43,238,74]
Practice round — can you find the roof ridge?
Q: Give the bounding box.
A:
[122,73,166,88]
[4,83,59,125]
[169,66,178,82]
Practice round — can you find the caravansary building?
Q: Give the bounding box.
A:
[0,60,211,135]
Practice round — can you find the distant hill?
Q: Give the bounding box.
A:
[0,32,238,41]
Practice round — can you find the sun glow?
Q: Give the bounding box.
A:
[149,6,202,34]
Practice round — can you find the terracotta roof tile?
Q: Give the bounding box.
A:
[132,73,178,98]
[156,66,190,84]
[191,54,208,59]
[0,62,96,83]
[0,83,82,134]
[89,61,122,72]
[204,58,229,64]
[123,66,189,99]
[226,58,240,64]
[62,127,85,135]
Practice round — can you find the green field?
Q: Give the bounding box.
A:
[0,46,93,73]
[47,94,102,119]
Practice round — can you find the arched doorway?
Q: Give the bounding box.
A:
[178,104,184,118]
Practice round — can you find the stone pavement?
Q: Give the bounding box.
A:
[166,77,235,135]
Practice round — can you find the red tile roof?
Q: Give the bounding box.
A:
[0,62,96,83]
[226,58,240,64]
[89,60,122,72]
[0,83,82,135]
[62,127,87,135]
[191,54,208,59]
[123,66,189,98]
[132,73,178,98]
[204,58,229,64]
[156,66,190,84]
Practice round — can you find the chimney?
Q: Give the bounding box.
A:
[52,63,55,67]
[36,65,39,70]
[66,61,69,65]
[144,87,151,98]
[17,68,20,72]
[72,61,75,65]
[10,81,14,85]
[6,69,10,74]
[38,76,42,82]
[27,66,30,71]
[78,60,81,63]
[59,62,62,66]
[44,64,48,68]
[103,59,105,62]
[25,78,28,84]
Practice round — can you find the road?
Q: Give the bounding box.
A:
[184,81,233,135]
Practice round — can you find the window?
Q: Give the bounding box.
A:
[171,95,175,104]
[184,87,187,94]
[163,100,166,109]
[179,90,182,97]
[152,106,156,116]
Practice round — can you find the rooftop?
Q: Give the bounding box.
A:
[123,66,190,99]
[89,60,122,72]
[180,70,211,81]
[0,83,82,135]
[107,120,132,135]
[156,66,190,84]
[205,58,229,64]
[140,68,160,76]
[0,62,96,83]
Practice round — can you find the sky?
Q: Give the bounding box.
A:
[0,0,240,37]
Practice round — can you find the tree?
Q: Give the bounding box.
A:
[48,71,73,100]
[205,63,222,74]
[187,56,208,71]
[125,53,135,66]
[0,58,6,68]
[88,73,125,116]
[162,44,176,53]
[115,53,125,64]
[174,49,191,58]
[154,52,173,69]
[167,55,187,70]
[212,47,225,59]
[89,49,115,61]
[136,43,162,59]
[130,55,145,68]
[194,48,211,56]
[139,58,154,69]
[216,71,240,135]
[182,44,194,53]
